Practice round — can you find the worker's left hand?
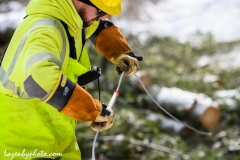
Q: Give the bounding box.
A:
[111,54,139,76]
[91,103,114,132]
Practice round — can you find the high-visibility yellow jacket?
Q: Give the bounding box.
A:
[0,0,100,159]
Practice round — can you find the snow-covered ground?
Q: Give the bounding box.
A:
[197,46,240,69]
[1,0,240,43]
[114,0,240,43]
[0,1,25,32]
[1,0,240,69]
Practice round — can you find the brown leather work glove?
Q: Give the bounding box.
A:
[91,103,114,132]
[95,25,140,76]
[60,84,102,122]
[111,54,139,76]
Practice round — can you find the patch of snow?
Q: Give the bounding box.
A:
[0,1,25,32]
[114,0,240,43]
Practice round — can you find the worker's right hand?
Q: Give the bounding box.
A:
[111,54,139,76]
[91,103,114,132]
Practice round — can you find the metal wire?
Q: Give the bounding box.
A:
[92,125,101,160]
[92,72,125,160]
[134,74,212,136]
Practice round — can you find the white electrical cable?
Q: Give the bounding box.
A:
[92,72,125,160]
[92,125,101,160]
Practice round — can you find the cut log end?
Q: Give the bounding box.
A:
[200,106,220,128]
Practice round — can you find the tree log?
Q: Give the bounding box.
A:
[131,72,220,128]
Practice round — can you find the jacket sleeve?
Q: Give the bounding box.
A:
[23,25,62,93]
[23,25,101,122]
[85,20,100,39]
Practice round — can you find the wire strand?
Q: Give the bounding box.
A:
[92,125,101,160]
[134,74,212,136]
[92,72,125,160]
[97,78,101,102]
[116,72,125,91]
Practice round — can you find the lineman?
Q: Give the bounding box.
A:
[0,0,140,159]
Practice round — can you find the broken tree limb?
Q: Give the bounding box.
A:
[130,72,220,128]
[146,112,187,133]
[129,138,182,157]
[213,88,240,110]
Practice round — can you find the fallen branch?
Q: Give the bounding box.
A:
[129,138,182,156]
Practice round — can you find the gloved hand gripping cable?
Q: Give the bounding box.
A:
[92,71,125,160]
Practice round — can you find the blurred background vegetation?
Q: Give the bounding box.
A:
[78,32,240,160]
[1,0,240,159]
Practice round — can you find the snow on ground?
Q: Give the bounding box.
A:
[1,0,240,42]
[114,0,240,43]
[0,1,25,32]
[1,0,240,69]
[197,46,240,69]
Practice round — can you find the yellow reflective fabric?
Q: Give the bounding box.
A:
[26,0,82,37]
[0,93,80,160]
[0,0,100,159]
[85,20,100,39]
[66,58,89,82]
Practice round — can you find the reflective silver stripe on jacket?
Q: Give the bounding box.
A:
[26,52,62,74]
[0,67,28,97]
[0,18,67,97]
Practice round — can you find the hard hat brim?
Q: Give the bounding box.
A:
[90,0,122,15]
